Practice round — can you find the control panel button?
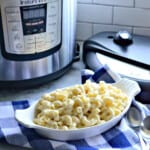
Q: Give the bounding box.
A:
[36,42,47,52]
[48,14,57,21]
[47,2,58,15]
[7,22,21,33]
[10,31,23,42]
[8,22,21,32]
[7,40,24,54]
[24,35,35,44]
[47,23,57,36]
[6,14,20,22]
[45,42,52,50]
[15,43,24,50]
[6,7,20,14]
[24,43,36,53]
[35,33,46,43]
[47,21,57,27]
[13,33,21,41]
[46,30,57,39]
[7,29,25,53]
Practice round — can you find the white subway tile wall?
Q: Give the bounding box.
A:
[76,23,92,40]
[93,24,132,35]
[77,4,113,24]
[135,0,150,8]
[93,0,134,7]
[77,0,150,41]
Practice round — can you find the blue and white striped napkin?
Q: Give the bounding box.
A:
[0,65,149,150]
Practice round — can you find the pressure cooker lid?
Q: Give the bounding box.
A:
[85,31,150,69]
[83,31,150,81]
[84,31,150,67]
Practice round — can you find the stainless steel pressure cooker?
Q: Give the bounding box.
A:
[0,0,77,87]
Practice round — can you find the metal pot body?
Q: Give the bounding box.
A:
[0,0,77,87]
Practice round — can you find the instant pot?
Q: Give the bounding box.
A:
[0,0,77,87]
[83,31,150,104]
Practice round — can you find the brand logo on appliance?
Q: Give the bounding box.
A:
[20,0,46,5]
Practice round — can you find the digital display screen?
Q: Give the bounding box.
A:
[23,8,45,19]
[21,4,47,35]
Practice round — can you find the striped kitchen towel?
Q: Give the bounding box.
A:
[0,65,149,150]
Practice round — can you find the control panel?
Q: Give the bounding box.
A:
[0,0,61,57]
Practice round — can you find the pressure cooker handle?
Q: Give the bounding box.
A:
[73,43,80,62]
[83,51,102,71]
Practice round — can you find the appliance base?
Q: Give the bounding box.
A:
[0,62,73,89]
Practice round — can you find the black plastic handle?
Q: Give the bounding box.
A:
[83,51,102,71]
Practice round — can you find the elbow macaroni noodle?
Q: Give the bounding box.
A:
[33,80,128,130]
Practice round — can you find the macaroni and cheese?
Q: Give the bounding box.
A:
[33,80,128,130]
